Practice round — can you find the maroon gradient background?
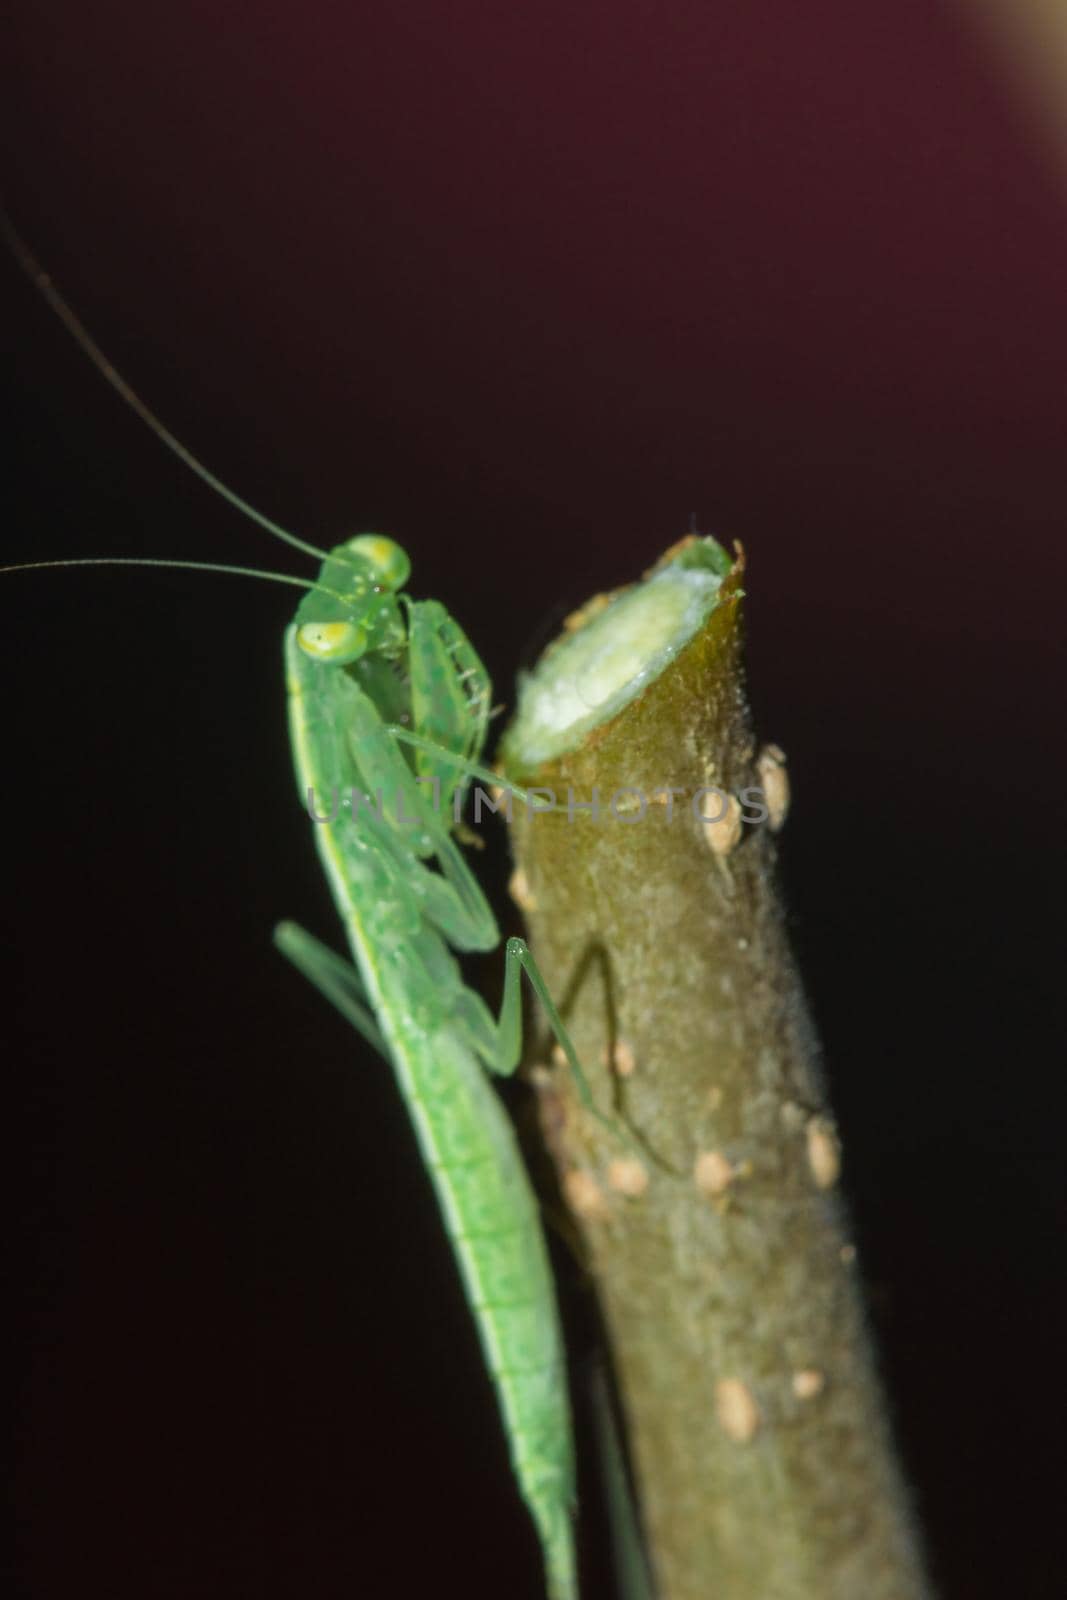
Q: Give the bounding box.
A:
[6,5,1065,1598]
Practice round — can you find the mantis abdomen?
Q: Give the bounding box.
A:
[283,624,578,1599]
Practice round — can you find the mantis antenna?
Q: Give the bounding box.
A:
[0,556,326,592]
[2,211,329,562]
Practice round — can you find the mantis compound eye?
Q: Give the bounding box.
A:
[342,534,411,591]
[296,618,368,664]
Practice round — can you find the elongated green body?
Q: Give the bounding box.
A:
[283,608,577,1599]
[2,230,585,1594]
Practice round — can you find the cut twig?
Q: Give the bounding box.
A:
[499,536,932,1600]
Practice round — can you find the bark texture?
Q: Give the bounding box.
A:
[500,543,931,1600]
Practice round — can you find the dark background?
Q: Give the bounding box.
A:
[5,4,1065,1596]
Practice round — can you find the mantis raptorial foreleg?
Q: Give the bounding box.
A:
[360,624,634,1150]
[313,694,629,1154]
[315,747,611,1126]
[404,597,491,811]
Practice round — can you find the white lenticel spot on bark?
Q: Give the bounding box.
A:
[563,1168,611,1221]
[694,1149,736,1197]
[607,1157,649,1198]
[715,1378,760,1443]
[806,1116,841,1189]
[792,1368,825,1400]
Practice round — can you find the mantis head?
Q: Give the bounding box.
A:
[294,534,411,665]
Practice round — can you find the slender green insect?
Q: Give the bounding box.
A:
[275,540,584,1600]
[5,226,596,1600]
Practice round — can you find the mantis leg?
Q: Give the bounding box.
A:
[342,654,626,1134]
[384,723,540,811]
[273,920,390,1062]
[589,1361,655,1600]
[396,598,540,813]
[455,936,624,1144]
[355,717,630,1141]
[404,598,490,812]
[355,803,499,954]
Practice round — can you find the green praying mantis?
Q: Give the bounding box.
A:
[4,225,640,1600]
